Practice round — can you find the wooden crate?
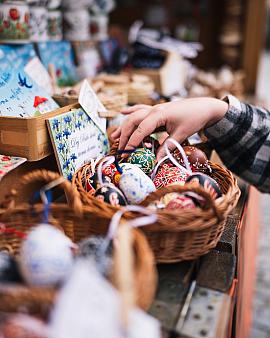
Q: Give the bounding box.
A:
[130,52,187,96]
[0,103,80,162]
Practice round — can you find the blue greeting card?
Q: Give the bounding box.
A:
[0,44,36,70]
[37,41,78,87]
[47,107,109,181]
[0,54,59,117]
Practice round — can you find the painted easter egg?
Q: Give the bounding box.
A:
[102,163,117,180]
[173,146,210,173]
[161,192,180,206]
[19,224,74,287]
[94,184,127,206]
[127,148,156,175]
[0,251,22,283]
[119,162,145,175]
[119,167,156,204]
[78,236,113,277]
[113,171,121,185]
[165,194,196,210]
[87,172,112,192]
[153,166,189,189]
[185,173,222,199]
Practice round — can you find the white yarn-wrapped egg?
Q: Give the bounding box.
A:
[19,224,74,287]
[119,165,156,204]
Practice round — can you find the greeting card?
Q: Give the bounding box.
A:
[37,41,78,87]
[47,107,109,180]
[0,55,58,117]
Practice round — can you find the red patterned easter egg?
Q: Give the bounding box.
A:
[165,194,196,210]
[102,164,117,179]
[153,167,189,189]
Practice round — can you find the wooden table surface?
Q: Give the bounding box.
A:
[150,181,251,338]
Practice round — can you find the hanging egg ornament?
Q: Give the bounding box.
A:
[19,224,74,287]
[113,171,121,185]
[94,184,127,206]
[119,166,156,204]
[165,194,196,210]
[153,166,189,189]
[185,173,222,199]
[161,192,180,206]
[77,236,113,277]
[0,251,22,283]
[173,146,210,173]
[102,163,117,180]
[160,161,174,170]
[127,148,156,175]
[87,172,112,192]
[119,162,144,175]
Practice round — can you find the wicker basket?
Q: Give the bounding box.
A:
[53,91,127,117]
[72,161,240,263]
[53,94,78,107]
[0,170,157,314]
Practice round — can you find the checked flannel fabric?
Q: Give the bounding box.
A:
[205,101,270,193]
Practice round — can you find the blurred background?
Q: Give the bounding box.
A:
[0,0,269,336]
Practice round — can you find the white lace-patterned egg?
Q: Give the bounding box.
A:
[19,224,74,287]
[119,166,156,204]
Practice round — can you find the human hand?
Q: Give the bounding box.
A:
[111,98,228,160]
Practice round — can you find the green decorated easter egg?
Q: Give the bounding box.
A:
[127,148,156,175]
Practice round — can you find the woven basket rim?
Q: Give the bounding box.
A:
[72,160,240,231]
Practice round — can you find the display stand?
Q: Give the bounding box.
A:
[150,180,260,338]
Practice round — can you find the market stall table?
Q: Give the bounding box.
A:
[150,180,259,338]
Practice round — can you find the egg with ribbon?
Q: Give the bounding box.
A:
[102,163,117,180]
[127,148,156,175]
[19,224,74,287]
[119,162,145,175]
[153,166,189,189]
[185,173,222,199]
[94,184,127,206]
[173,146,210,173]
[161,192,180,206]
[119,166,156,204]
[86,172,112,193]
[0,251,22,283]
[165,194,196,210]
[77,236,113,277]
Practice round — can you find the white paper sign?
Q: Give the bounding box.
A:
[24,57,54,95]
[49,261,161,338]
[79,79,107,134]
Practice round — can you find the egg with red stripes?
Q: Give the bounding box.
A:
[153,166,189,189]
[165,194,196,210]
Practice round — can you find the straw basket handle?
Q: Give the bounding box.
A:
[3,170,83,216]
[140,184,223,221]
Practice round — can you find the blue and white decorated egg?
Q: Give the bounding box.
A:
[19,224,74,287]
[119,166,156,204]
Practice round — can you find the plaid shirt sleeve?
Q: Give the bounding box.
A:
[204,101,270,193]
